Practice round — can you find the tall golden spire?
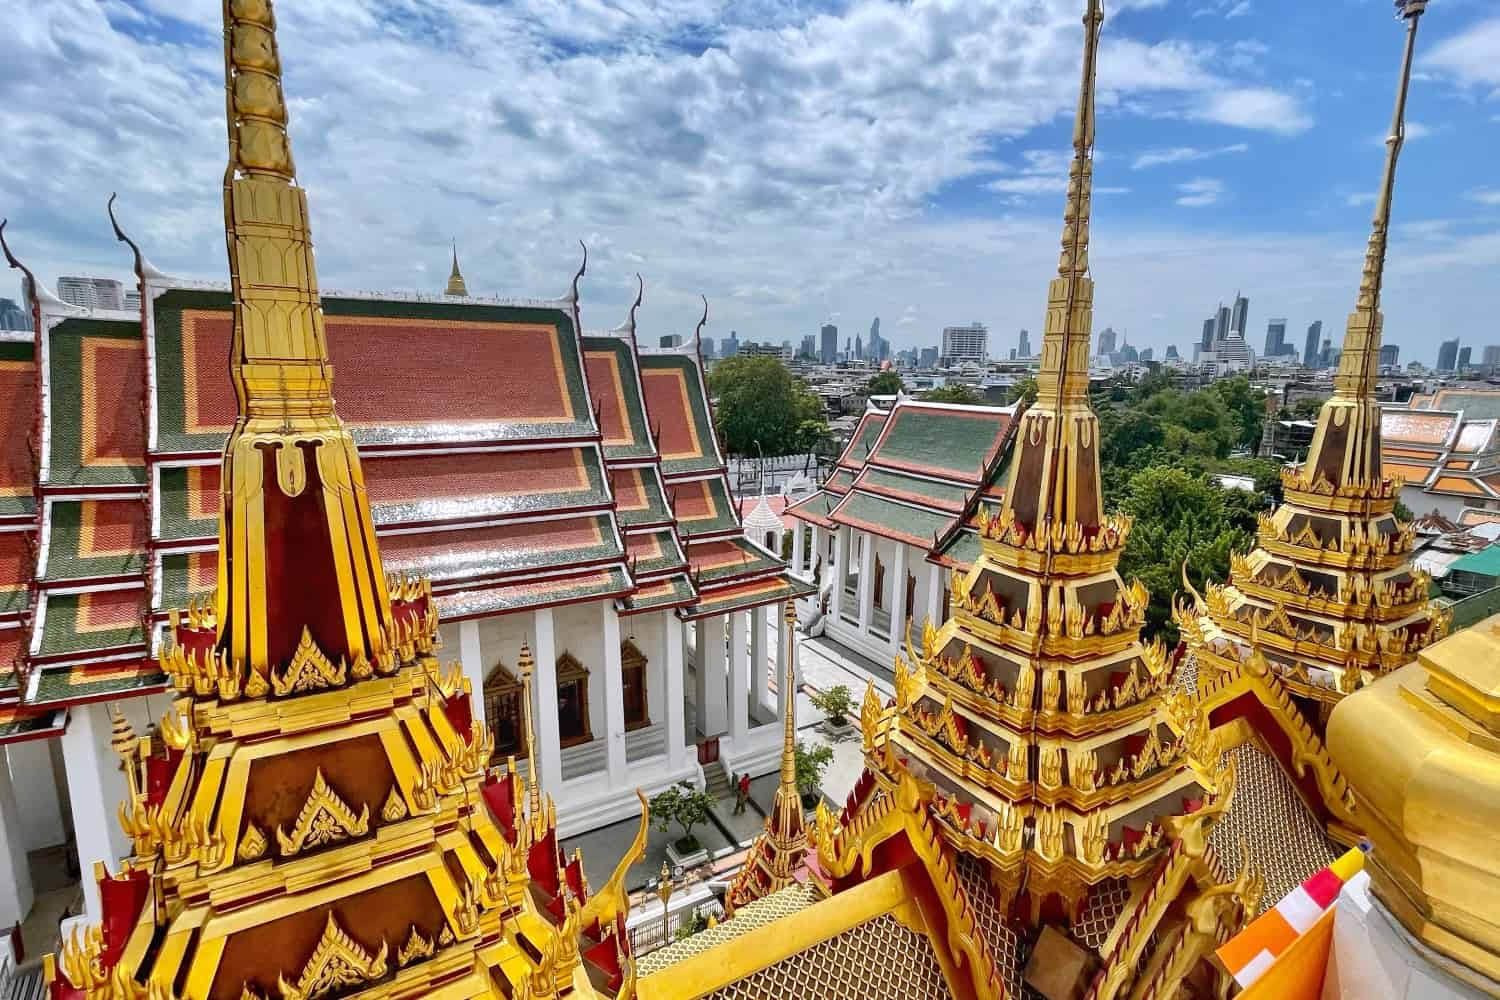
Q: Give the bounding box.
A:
[1307,0,1426,486]
[1002,0,1105,532]
[771,602,806,844]
[217,0,395,678]
[445,240,469,297]
[518,640,544,817]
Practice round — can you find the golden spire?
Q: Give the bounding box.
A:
[771,602,805,843]
[217,0,395,677]
[1001,0,1105,532]
[517,640,543,817]
[1304,0,1428,487]
[444,240,469,297]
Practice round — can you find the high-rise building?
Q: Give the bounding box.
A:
[1458,346,1472,370]
[1096,326,1116,356]
[1200,317,1215,352]
[1264,318,1287,357]
[700,336,716,358]
[1139,347,1153,362]
[854,334,863,360]
[659,334,683,349]
[799,334,815,358]
[123,288,141,312]
[1379,343,1400,368]
[1230,292,1249,337]
[819,323,837,364]
[1017,327,1032,358]
[1483,345,1500,372]
[1214,303,1232,343]
[56,276,125,311]
[868,317,887,362]
[1437,337,1459,372]
[940,321,988,364]
[1165,344,1180,361]
[918,346,938,368]
[0,297,28,331]
[1303,320,1323,367]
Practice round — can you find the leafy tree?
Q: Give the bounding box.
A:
[1008,376,1038,407]
[865,370,904,396]
[919,384,987,405]
[709,356,828,457]
[649,781,717,853]
[794,741,835,807]
[809,684,855,727]
[1208,376,1268,449]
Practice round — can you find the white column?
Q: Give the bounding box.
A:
[830,526,849,622]
[61,703,130,921]
[750,605,768,719]
[791,523,806,577]
[0,746,34,929]
[601,604,627,785]
[666,614,687,770]
[857,533,875,634]
[698,616,728,738]
[891,542,910,649]
[728,611,750,743]
[808,525,821,578]
[459,620,485,728]
[532,608,564,793]
[925,560,944,628]
[775,602,790,720]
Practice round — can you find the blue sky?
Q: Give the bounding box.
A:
[1,0,1497,364]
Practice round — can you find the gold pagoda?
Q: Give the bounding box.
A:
[42,2,646,998]
[1179,0,1448,844]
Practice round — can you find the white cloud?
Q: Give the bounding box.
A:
[1195,88,1313,134]
[1469,189,1500,207]
[1346,192,1377,208]
[1425,17,1500,90]
[1368,120,1436,145]
[1175,178,1226,208]
[1132,143,1248,170]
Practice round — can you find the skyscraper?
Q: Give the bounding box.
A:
[701,336,716,358]
[56,276,125,311]
[1264,318,1287,357]
[659,334,683,349]
[1230,292,1249,337]
[1483,345,1500,372]
[1096,326,1117,356]
[819,323,837,364]
[800,334,815,358]
[1458,346,1472,370]
[918,346,938,368]
[1379,344,1399,368]
[1017,328,1032,358]
[1436,337,1459,372]
[0,297,28,331]
[1214,304,1232,343]
[1200,318,1215,352]
[940,322,988,363]
[868,317,887,362]
[1165,344,1180,361]
[1303,320,1323,367]
[854,334,863,360]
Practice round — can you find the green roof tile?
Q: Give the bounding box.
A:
[583,336,656,462]
[31,662,166,706]
[838,411,887,470]
[855,468,969,513]
[621,573,697,614]
[680,573,814,620]
[640,354,721,478]
[40,499,146,582]
[868,404,1010,484]
[627,528,688,576]
[673,475,739,538]
[36,589,147,659]
[830,491,954,549]
[45,317,145,487]
[436,566,633,619]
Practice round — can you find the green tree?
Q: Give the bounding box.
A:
[865,370,904,396]
[1008,376,1038,407]
[709,356,827,456]
[919,384,987,405]
[649,781,717,853]
[1208,376,1268,450]
[794,742,835,807]
[809,684,855,727]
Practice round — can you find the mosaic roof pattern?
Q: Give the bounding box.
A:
[44,317,145,486]
[681,573,813,620]
[611,466,672,527]
[830,491,954,548]
[378,515,622,585]
[867,403,1010,484]
[39,499,146,581]
[435,566,633,620]
[638,884,816,975]
[672,476,739,537]
[31,659,166,706]
[838,411,888,470]
[620,572,696,614]
[1425,389,1500,421]
[688,537,782,583]
[0,531,31,618]
[0,340,37,518]
[855,467,971,513]
[582,336,655,461]
[625,528,687,577]
[639,353,721,477]
[35,587,147,659]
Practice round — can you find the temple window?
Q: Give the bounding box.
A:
[483,661,524,764]
[621,639,650,731]
[556,651,593,747]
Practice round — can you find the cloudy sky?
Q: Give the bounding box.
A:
[2,0,1497,363]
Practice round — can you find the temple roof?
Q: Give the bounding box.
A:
[638,351,724,479]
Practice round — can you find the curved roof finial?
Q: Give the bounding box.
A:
[629,273,644,333]
[570,240,588,304]
[107,192,169,288]
[695,294,709,343]
[0,218,75,317]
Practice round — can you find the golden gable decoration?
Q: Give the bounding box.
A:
[272,627,348,697]
[276,769,370,857]
[277,912,388,1000]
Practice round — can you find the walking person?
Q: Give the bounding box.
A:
[737,771,752,815]
[732,772,747,815]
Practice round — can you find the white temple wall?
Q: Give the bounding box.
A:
[6,736,67,852]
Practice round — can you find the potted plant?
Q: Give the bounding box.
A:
[810,684,856,737]
[650,781,716,867]
[794,741,835,809]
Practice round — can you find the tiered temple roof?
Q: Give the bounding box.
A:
[1380,396,1500,507]
[38,2,648,995]
[1180,0,1447,847]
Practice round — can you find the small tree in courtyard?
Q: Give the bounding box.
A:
[649,781,716,854]
[794,741,835,808]
[809,684,855,727]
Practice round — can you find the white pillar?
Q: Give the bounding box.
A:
[857,533,875,634]
[62,703,130,921]
[830,526,849,622]
[808,525,822,578]
[459,620,485,728]
[601,604,628,786]
[532,607,564,793]
[0,746,34,929]
[791,523,806,577]
[775,602,789,720]
[925,560,944,628]
[891,542,910,649]
[728,610,750,743]
[750,605,768,719]
[666,614,687,770]
[698,616,728,738]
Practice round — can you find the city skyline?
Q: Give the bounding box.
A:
[2,2,1496,359]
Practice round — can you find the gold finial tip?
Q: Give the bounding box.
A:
[517,640,534,674]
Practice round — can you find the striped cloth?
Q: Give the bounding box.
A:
[1216,846,1367,989]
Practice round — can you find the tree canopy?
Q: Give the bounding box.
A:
[865,370,904,396]
[919,384,989,405]
[708,356,828,456]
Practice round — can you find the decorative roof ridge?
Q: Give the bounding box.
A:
[0,222,87,320]
[107,194,171,286]
[146,276,579,311]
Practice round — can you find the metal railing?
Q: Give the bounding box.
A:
[627,896,725,956]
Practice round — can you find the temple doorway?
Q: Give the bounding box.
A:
[556,652,593,747]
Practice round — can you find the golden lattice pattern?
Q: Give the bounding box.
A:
[638,883,816,975]
[703,914,950,1000]
[1072,877,1132,954]
[1209,743,1336,913]
[953,853,1029,999]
